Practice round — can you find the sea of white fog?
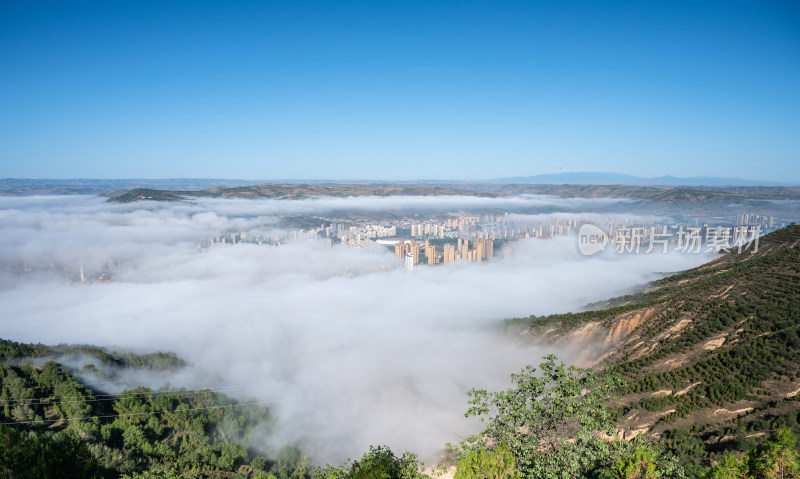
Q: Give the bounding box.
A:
[0,194,715,463]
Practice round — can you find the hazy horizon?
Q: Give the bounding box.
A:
[1,172,796,186]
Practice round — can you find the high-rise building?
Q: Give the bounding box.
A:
[395,240,406,258]
[410,241,420,265]
[404,253,415,272]
[427,245,436,265]
[443,244,455,263]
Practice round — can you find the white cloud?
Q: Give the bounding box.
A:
[0,194,712,462]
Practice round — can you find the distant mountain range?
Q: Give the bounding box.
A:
[492,172,794,186]
[0,178,260,196]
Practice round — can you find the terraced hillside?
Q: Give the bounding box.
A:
[511,225,800,473]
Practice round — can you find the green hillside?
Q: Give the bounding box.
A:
[0,348,308,479]
[511,224,800,475]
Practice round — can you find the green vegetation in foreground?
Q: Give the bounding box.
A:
[444,356,683,479]
[311,356,800,478]
[0,349,308,479]
[3,347,800,478]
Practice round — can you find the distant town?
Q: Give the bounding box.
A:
[4,208,782,284]
[197,210,780,272]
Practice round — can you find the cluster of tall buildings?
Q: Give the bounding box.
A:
[395,240,421,265]
[198,229,324,250]
[410,223,444,238]
[331,222,398,247]
[395,237,494,270]
[409,215,485,239]
[191,209,782,267]
[445,215,481,229]
[736,213,775,229]
[329,214,592,249]
[332,223,396,241]
[410,214,511,239]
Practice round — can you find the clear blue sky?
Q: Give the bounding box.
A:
[1,0,798,181]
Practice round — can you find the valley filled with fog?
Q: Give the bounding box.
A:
[0,194,715,462]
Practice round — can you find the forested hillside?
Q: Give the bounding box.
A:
[512,224,800,475]
[0,348,309,479]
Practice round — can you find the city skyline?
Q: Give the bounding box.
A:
[1,1,798,182]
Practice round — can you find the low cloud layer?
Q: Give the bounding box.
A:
[0,195,713,462]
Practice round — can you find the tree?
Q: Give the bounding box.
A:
[462,355,625,479]
[120,468,203,479]
[706,428,800,479]
[704,454,745,479]
[611,448,659,479]
[0,425,100,479]
[454,443,519,479]
[313,445,427,479]
[744,428,800,479]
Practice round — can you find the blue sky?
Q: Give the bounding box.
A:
[1,0,798,181]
